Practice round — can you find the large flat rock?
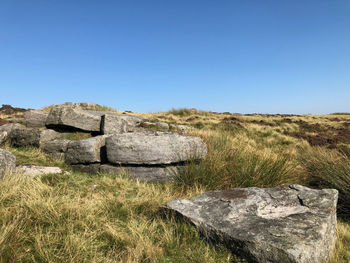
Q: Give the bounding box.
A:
[106,133,207,165]
[46,106,101,132]
[65,136,107,164]
[0,149,16,177]
[162,185,338,263]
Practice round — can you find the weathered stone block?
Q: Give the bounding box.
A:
[65,136,107,164]
[41,139,71,158]
[106,133,207,165]
[24,110,48,128]
[162,185,338,263]
[101,113,144,134]
[46,106,101,132]
[10,128,63,147]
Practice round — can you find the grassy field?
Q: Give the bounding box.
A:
[1,107,350,262]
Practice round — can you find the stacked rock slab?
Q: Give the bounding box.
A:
[45,105,146,134]
[106,133,207,165]
[162,185,338,263]
[100,164,182,182]
[46,132,207,182]
[99,133,207,181]
[0,149,16,177]
[46,106,101,132]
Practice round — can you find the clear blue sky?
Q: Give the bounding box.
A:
[1,0,349,114]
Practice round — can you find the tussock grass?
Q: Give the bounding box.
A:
[3,145,66,168]
[62,132,92,141]
[94,105,122,113]
[331,221,350,263]
[300,147,350,218]
[0,173,234,263]
[176,129,299,191]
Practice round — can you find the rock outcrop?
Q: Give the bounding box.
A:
[0,149,16,176]
[4,103,207,182]
[162,185,338,263]
[106,133,207,165]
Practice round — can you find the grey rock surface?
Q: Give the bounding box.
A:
[10,128,63,147]
[65,136,107,164]
[24,110,48,128]
[0,148,16,176]
[41,139,71,158]
[162,185,338,263]
[10,128,41,147]
[46,106,101,132]
[106,133,207,165]
[40,129,64,143]
[16,165,66,177]
[100,164,182,182]
[101,113,144,134]
[0,131,8,145]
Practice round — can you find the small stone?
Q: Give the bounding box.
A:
[16,165,64,177]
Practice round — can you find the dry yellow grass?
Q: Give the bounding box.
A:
[1,106,350,262]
